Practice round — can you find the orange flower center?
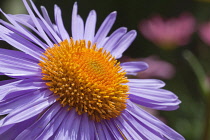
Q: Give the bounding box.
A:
[39,39,129,122]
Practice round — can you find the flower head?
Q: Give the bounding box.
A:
[0,0,184,139]
[139,13,195,49]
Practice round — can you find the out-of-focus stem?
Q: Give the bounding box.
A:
[183,50,210,140]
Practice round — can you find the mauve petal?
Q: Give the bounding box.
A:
[0,53,39,69]
[52,110,73,139]
[104,120,124,140]
[127,79,165,89]
[71,2,79,40]
[15,103,61,140]
[129,88,180,110]
[95,121,115,140]
[84,10,97,42]
[0,115,38,140]
[121,61,149,75]
[112,117,144,140]
[121,111,166,140]
[0,119,14,135]
[0,18,48,50]
[54,5,70,41]
[68,112,82,140]
[103,27,127,52]
[23,0,53,47]
[0,25,43,60]
[77,113,95,140]
[0,79,46,101]
[0,89,45,115]
[126,101,185,140]
[10,14,58,47]
[93,12,117,46]
[28,0,62,43]
[111,30,137,59]
[1,90,55,126]
[0,64,41,80]
[77,15,85,40]
[95,122,106,140]
[0,79,19,86]
[0,48,37,62]
[35,106,68,140]
[41,6,53,28]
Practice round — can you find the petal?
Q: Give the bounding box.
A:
[0,52,39,69]
[111,30,137,59]
[77,113,95,140]
[84,10,97,42]
[23,0,54,47]
[103,27,127,52]
[126,101,185,140]
[127,79,165,89]
[93,12,117,46]
[15,103,61,140]
[95,121,115,140]
[0,89,46,115]
[0,48,38,63]
[0,17,48,50]
[129,88,181,110]
[0,115,38,140]
[113,117,144,140]
[121,111,167,140]
[0,79,46,101]
[41,6,53,28]
[28,0,62,43]
[10,14,58,46]
[104,120,124,140]
[77,15,85,40]
[121,61,149,75]
[71,2,79,40]
[0,25,43,60]
[1,89,55,126]
[54,5,70,41]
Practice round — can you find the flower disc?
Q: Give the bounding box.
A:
[39,39,129,122]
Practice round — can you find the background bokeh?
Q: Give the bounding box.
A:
[1,0,210,139]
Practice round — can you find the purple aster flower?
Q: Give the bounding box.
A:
[139,13,195,49]
[0,0,184,139]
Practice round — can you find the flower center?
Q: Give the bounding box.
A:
[39,39,129,122]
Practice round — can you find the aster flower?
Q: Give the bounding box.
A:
[139,13,195,49]
[0,0,184,139]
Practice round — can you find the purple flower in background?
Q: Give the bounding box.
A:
[0,0,184,139]
[199,22,210,46]
[139,13,195,49]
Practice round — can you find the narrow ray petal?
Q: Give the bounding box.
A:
[93,12,117,45]
[127,79,165,89]
[84,10,97,42]
[129,88,181,110]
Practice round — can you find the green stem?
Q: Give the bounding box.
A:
[183,50,210,140]
[183,50,210,96]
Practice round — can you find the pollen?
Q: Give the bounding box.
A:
[39,39,129,122]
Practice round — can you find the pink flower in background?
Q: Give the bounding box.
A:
[137,56,176,79]
[199,22,210,46]
[139,13,195,49]
[120,55,176,79]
